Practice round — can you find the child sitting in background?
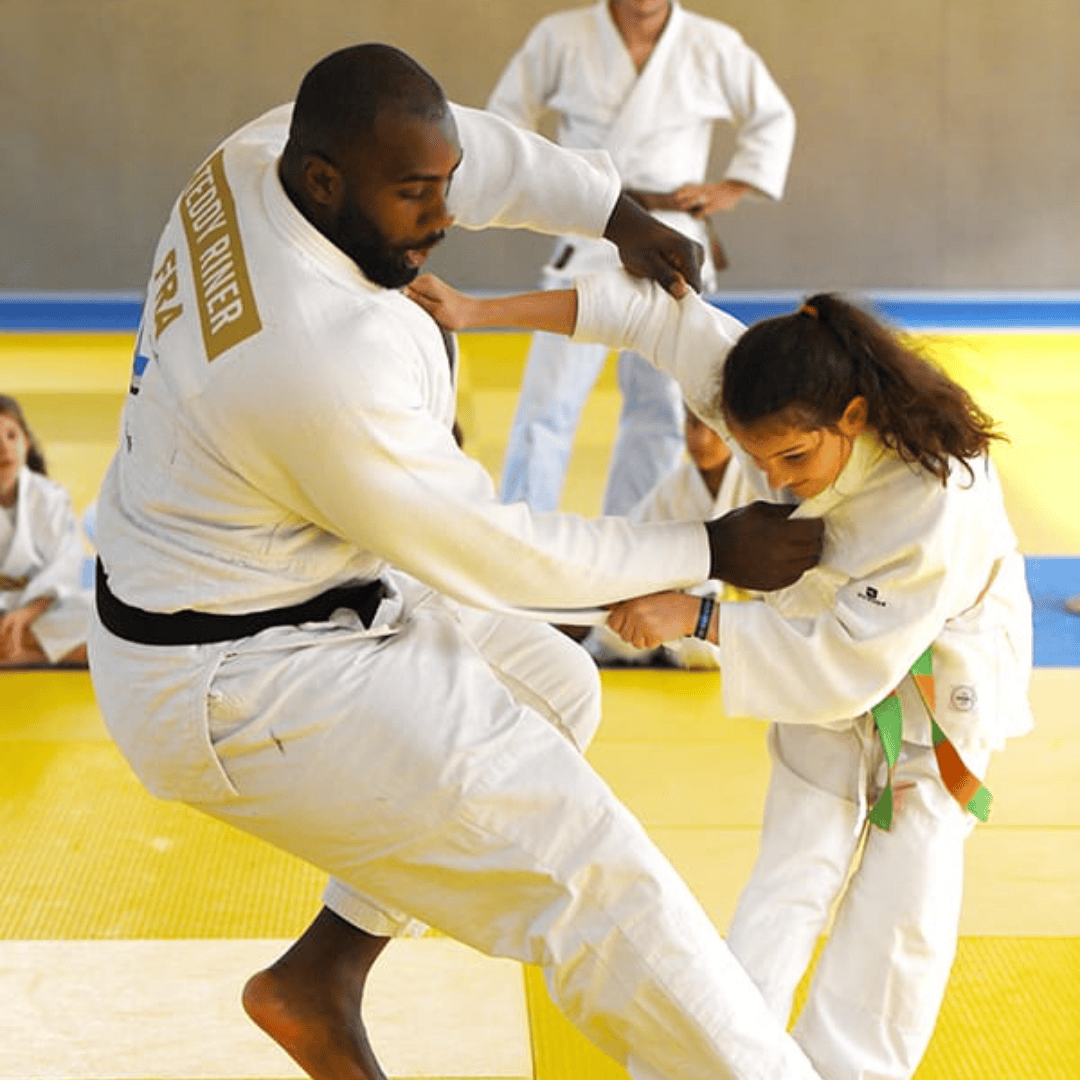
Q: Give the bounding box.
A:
[584,405,757,669]
[0,394,91,667]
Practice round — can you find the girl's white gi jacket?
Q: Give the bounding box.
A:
[573,272,1034,758]
[95,104,713,626]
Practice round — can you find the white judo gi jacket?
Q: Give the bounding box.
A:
[488,0,796,282]
[0,466,90,661]
[90,102,720,798]
[573,272,1034,759]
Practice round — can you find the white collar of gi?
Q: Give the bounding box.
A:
[791,431,890,519]
[261,158,384,296]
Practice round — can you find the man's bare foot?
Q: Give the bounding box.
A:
[242,907,391,1080]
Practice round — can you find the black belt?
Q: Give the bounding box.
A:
[95,559,386,646]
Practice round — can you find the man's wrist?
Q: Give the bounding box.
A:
[602,192,645,242]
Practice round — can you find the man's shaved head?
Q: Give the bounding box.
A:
[286,43,447,161]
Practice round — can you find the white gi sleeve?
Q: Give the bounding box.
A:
[572,270,746,430]
[711,38,796,200]
[232,102,621,245]
[485,19,556,132]
[21,479,85,608]
[448,104,620,240]
[259,301,710,618]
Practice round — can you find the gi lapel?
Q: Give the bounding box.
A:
[601,1,685,160]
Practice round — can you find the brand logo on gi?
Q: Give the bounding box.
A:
[857,584,887,607]
[950,685,977,711]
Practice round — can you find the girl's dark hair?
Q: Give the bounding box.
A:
[720,293,1002,484]
[0,394,47,475]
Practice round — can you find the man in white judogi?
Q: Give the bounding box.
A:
[88,44,826,1080]
[490,0,795,514]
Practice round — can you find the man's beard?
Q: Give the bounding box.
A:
[334,200,444,290]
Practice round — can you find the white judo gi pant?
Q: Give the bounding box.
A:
[726,703,992,1080]
[499,262,684,516]
[91,578,825,1080]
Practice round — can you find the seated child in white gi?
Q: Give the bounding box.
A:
[407,272,1033,1080]
[0,394,91,667]
[584,404,757,669]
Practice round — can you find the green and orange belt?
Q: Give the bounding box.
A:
[869,646,992,830]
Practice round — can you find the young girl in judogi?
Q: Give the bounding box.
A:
[0,395,91,667]
[407,271,1033,1080]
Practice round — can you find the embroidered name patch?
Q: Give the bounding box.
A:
[179,149,262,361]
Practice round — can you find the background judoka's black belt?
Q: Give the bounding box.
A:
[95,559,386,646]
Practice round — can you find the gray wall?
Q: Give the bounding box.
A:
[2,0,1078,293]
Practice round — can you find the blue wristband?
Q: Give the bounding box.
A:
[693,595,715,640]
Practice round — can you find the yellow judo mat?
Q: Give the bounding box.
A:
[2,325,1079,1079]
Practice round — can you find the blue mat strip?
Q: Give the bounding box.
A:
[1026,557,1080,668]
[3,295,1080,332]
[0,297,144,331]
[711,296,1080,330]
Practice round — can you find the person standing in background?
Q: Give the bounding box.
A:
[490,0,795,514]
